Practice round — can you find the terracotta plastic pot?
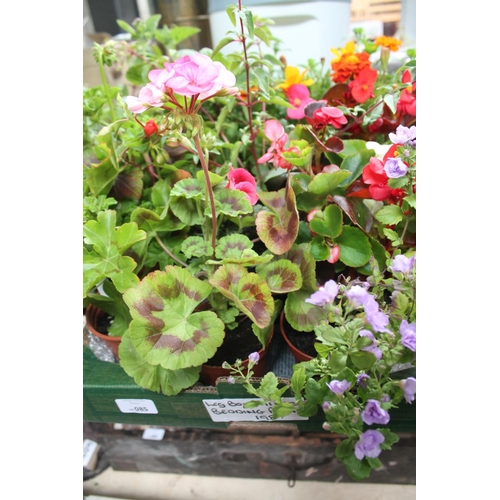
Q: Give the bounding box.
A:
[279,311,314,363]
[199,328,274,387]
[85,304,122,359]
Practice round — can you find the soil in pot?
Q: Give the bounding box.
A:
[280,312,316,362]
[199,315,273,386]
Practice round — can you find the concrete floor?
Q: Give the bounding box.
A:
[84,469,416,500]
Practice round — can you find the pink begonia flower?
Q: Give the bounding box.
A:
[257,119,297,170]
[226,167,258,205]
[286,84,314,120]
[312,106,348,129]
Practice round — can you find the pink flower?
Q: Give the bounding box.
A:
[285,84,314,120]
[257,120,297,170]
[126,83,164,113]
[312,106,347,129]
[227,167,258,205]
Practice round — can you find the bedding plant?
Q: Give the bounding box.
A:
[83,1,416,481]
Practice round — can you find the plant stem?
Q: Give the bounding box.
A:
[237,0,264,186]
[194,133,218,254]
[97,50,116,123]
[154,233,188,267]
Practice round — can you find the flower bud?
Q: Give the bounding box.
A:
[327,245,340,264]
[248,352,260,364]
[227,376,236,384]
[144,119,158,138]
[322,422,331,431]
[322,401,331,412]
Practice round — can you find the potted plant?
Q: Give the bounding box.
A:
[83,1,416,481]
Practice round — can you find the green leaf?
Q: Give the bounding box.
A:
[257,259,303,293]
[304,378,324,405]
[211,188,253,217]
[181,236,214,259]
[309,204,343,238]
[314,324,348,345]
[350,351,376,370]
[252,299,282,348]
[336,226,372,267]
[118,332,201,395]
[374,205,404,225]
[328,350,348,372]
[256,186,299,255]
[272,402,296,419]
[123,266,225,370]
[226,5,237,26]
[237,9,254,39]
[254,26,271,45]
[310,236,330,261]
[170,26,201,45]
[284,290,329,332]
[332,195,374,232]
[307,171,352,196]
[383,94,397,114]
[115,19,135,35]
[83,210,146,295]
[209,264,274,329]
[405,193,416,209]
[338,149,374,186]
[169,178,205,225]
[290,364,306,396]
[212,36,235,56]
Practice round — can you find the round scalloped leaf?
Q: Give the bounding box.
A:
[257,259,303,293]
[169,178,205,225]
[215,234,254,259]
[336,226,372,267]
[209,263,274,329]
[256,186,299,255]
[307,171,352,196]
[208,189,253,218]
[181,236,214,259]
[309,204,343,238]
[284,290,329,332]
[118,332,201,395]
[123,266,225,370]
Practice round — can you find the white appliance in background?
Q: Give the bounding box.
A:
[208,0,353,67]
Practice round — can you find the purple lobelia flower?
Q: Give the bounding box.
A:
[305,279,339,306]
[361,399,390,425]
[345,285,371,308]
[400,320,416,352]
[357,373,370,388]
[354,430,385,460]
[400,377,416,403]
[326,379,351,395]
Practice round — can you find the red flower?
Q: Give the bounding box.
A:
[144,119,158,137]
[304,102,347,130]
[362,157,391,200]
[397,70,416,116]
[348,67,378,103]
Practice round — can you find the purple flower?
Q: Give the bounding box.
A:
[389,125,416,146]
[400,377,416,403]
[390,254,416,274]
[345,285,370,308]
[381,394,390,402]
[354,430,385,460]
[384,157,408,178]
[365,309,391,334]
[326,379,351,395]
[248,352,260,364]
[322,401,331,411]
[400,320,416,352]
[359,329,382,360]
[357,373,370,388]
[227,376,235,384]
[361,399,390,425]
[305,280,339,306]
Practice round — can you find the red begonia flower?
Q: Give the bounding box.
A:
[348,67,378,103]
[397,70,416,116]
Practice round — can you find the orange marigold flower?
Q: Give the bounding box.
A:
[374,36,402,52]
[330,51,371,83]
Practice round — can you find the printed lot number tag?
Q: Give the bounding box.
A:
[202,398,308,422]
[142,428,165,441]
[115,399,158,414]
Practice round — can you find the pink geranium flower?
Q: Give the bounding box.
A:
[125,83,165,113]
[285,84,314,120]
[226,167,258,205]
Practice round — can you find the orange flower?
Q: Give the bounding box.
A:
[330,50,372,83]
[374,36,402,52]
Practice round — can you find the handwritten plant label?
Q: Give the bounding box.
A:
[115,399,158,414]
[202,398,308,422]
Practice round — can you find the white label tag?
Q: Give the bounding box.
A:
[202,398,308,422]
[115,399,158,414]
[142,428,165,441]
[83,439,99,468]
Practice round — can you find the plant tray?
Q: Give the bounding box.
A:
[83,345,416,433]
